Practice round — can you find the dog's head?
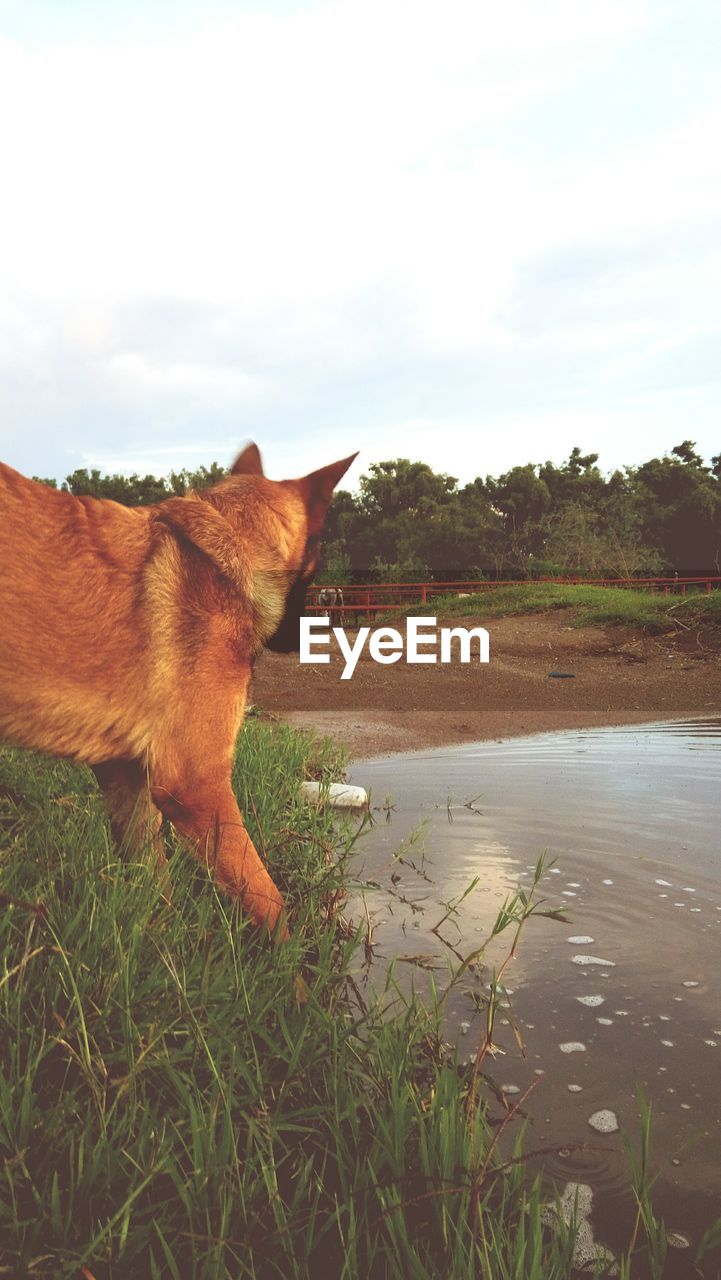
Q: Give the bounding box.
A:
[156,442,356,653]
[228,442,356,653]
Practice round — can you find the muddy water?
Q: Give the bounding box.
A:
[349,719,721,1274]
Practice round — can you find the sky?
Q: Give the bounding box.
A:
[0,0,720,491]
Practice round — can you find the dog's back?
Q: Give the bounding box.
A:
[0,463,156,761]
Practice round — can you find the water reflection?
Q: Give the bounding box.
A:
[349,718,721,1276]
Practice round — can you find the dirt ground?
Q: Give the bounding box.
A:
[250,609,721,758]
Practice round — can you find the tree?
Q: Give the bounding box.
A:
[671,440,704,467]
[483,464,551,572]
[62,469,169,505]
[26,442,719,578]
[60,462,229,506]
[630,448,721,570]
[358,459,458,520]
[168,463,227,495]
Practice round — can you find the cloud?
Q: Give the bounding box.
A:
[107,351,263,403]
[0,1,649,310]
[1,0,720,483]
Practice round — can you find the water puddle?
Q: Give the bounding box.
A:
[349,718,721,1275]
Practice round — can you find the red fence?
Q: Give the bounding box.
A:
[306,576,721,622]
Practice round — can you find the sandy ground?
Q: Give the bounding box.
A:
[250,609,721,758]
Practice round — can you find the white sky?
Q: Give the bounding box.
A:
[0,0,720,488]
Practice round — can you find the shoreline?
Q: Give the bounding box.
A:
[279,705,716,760]
[251,607,721,761]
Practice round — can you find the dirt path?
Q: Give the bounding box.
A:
[250,609,721,757]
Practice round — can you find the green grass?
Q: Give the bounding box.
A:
[1,722,718,1277]
[380,582,721,632]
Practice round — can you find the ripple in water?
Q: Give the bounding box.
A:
[351,717,721,1266]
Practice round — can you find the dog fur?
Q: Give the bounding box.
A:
[0,443,356,935]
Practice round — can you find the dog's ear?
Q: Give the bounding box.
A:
[298,452,358,525]
[156,497,250,592]
[231,442,264,477]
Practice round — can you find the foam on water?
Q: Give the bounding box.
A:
[542,1182,618,1274]
[588,1110,619,1134]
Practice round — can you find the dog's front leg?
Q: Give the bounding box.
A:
[151,771,288,939]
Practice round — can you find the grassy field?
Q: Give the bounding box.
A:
[381,583,721,631]
[1,721,718,1277]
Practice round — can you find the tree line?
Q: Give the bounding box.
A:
[35,441,721,580]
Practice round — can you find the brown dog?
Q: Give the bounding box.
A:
[0,443,356,935]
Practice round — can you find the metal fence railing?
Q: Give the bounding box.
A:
[305,576,721,624]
